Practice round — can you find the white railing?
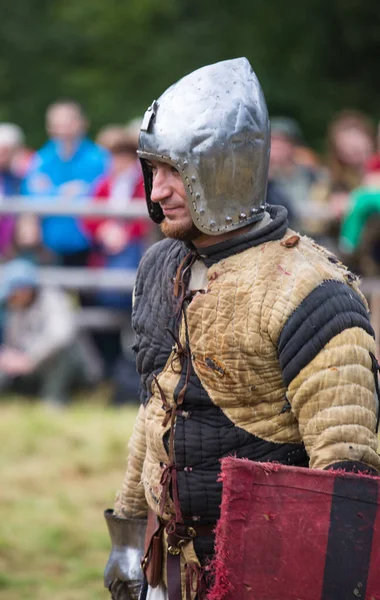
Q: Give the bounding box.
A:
[0,196,149,292]
[0,198,148,329]
[0,196,148,218]
[0,265,136,292]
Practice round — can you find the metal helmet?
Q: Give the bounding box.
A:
[138,57,270,235]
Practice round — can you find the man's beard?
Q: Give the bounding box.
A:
[160,217,201,242]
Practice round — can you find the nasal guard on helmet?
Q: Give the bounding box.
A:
[138,57,270,235]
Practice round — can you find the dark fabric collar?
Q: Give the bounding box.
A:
[191,205,288,267]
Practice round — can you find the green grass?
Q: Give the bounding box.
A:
[0,397,138,600]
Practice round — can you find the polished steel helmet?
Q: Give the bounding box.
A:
[138,57,270,235]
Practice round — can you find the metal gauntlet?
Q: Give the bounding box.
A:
[104,509,147,600]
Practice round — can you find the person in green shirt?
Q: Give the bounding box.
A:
[340,188,380,254]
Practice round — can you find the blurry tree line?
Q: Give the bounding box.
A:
[1,0,380,150]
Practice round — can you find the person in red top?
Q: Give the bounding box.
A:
[85,125,150,256]
[83,126,151,403]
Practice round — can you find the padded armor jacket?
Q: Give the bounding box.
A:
[115,206,380,592]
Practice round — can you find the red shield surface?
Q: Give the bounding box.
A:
[208,458,380,600]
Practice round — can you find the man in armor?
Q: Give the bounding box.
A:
[104,58,380,600]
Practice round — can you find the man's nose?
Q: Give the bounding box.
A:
[150,169,171,203]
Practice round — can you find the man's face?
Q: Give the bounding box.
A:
[150,160,199,241]
[46,105,86,143]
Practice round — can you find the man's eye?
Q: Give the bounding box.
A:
[171,166,180,176]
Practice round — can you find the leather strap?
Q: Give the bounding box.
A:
[167,551,182,600]
[186,523,214,537]
[155,264,213,599]
[165,521,214,600]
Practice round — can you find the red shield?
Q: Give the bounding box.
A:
[208,458,380,600]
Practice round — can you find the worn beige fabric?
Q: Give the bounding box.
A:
[115,404,148,518]
[288,327,379,469]
[116,232,380,591]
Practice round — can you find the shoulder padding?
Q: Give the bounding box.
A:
[278,280,374,387]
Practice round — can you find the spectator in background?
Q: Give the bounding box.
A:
[0,123,24,194]
[85,123,148,279]
[11,138,34,180]
[83,125,148,399]
[269,117,324,234]
[294,144,321,170]
[23,100,109,266]
[2,214,56,266]
[0,259,91,407]
[339,159,380,276]
[326,110,375,222]
[95,123,145,210]
[364,122,380,186]
[0,123,24,257]
[96,124,134,152]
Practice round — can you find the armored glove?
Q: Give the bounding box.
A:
[104,509,146,600]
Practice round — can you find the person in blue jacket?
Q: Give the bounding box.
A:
[23,100,109,266]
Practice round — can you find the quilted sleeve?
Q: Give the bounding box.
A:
[114,404,148,518]
[277,280,380,472]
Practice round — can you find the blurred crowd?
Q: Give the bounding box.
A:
[1,100,380,406]
[0,101,151,408]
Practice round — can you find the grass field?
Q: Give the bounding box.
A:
[0,396,138,600]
